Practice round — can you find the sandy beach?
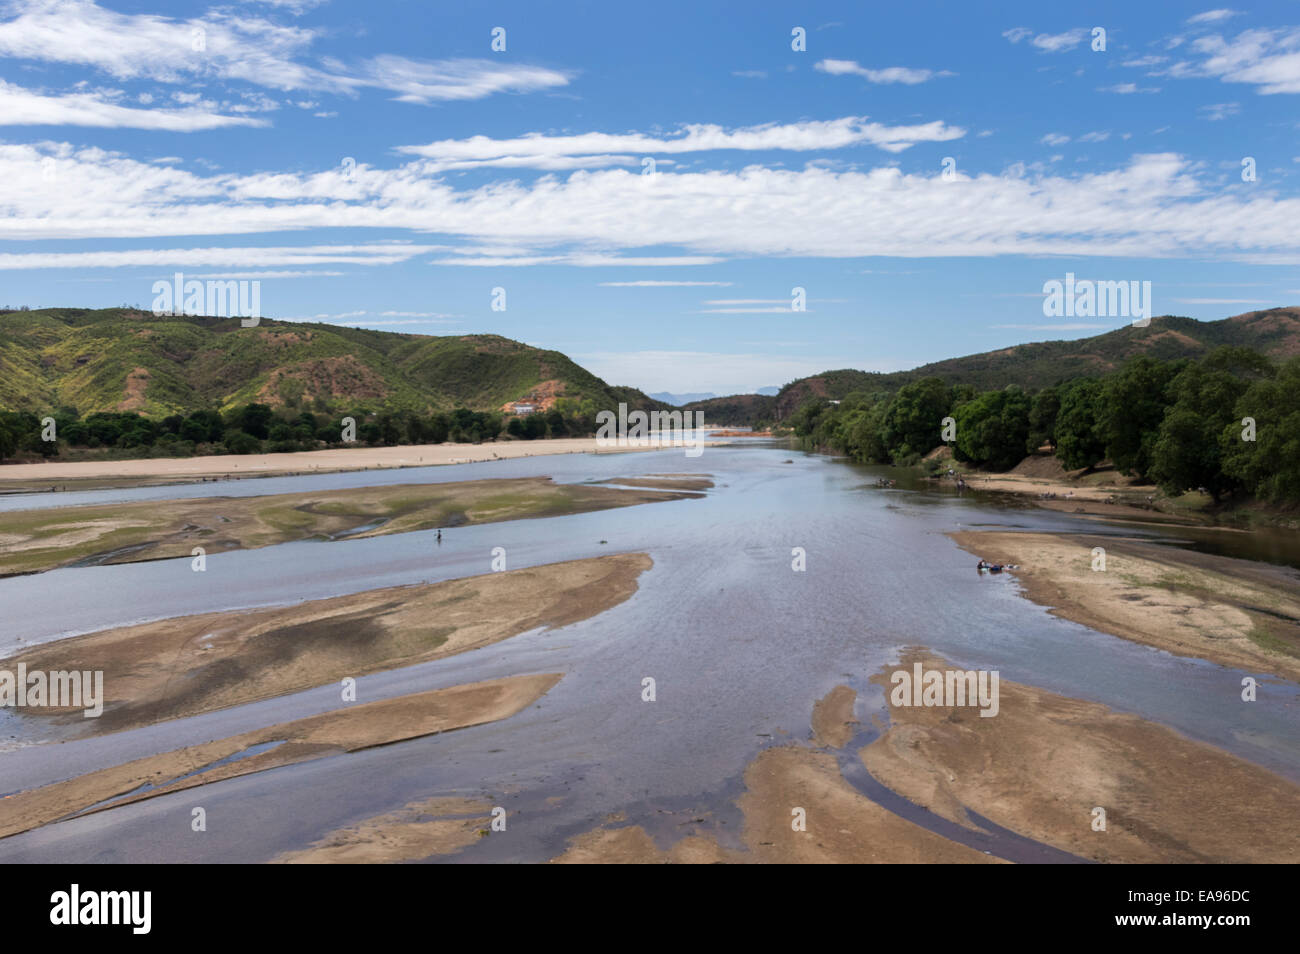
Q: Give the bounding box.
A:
[863,651,1300,863]
[12,553,651,733]
[949,530,1300,681]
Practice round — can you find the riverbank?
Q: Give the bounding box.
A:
[949,530,1300,682]
[9,553,651,734]
[0,474,706,576]
[929,450,1300,529]
[0,436,724,491]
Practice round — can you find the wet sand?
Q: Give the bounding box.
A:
[810,684,858,748]
[276,797,497,864]
[0,674,562,840]
[949,530,1300,681]
[12,553,651,733]
[547,742,1000,864]
[863,651,1300,863]
[594,475,714,492]
[547,659,1300,865]
[0,475,705,576]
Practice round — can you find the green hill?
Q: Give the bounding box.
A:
[770,308,1300,419]
[680,393,777,426]
[0,307,665,417]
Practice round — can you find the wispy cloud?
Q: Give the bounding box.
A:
[1187,9,1240,25]
[398,116,967,165]
[814,59,952,84]
[1199,101,1240,119]
[7,145,1300,266]
[0,243,443,269]
[1099,83,1161,94]
[1004,27,1090,53]
[0,0,571,102]
[0,79,266,129]
[1162,28,1300,95]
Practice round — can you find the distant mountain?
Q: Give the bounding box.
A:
[772,308,1300,419]
[755,386,780,396]
[648,391,717,405]
[0,307,667,417]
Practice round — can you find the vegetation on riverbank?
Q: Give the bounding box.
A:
[790,347,1300,509]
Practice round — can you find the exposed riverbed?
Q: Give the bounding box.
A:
[1,442,1296,862]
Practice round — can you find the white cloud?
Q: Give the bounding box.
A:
[337,55,572,104]
[1165,28,1300,94]
[5,144,1300,267]
[1040,133,1071,146]
[0,0,571,102]
[1006,28,1089,53]
[1122,56,1167,67]
[0,243,443,269]
[397,116,967,165]
[1099,83,1161,94]
[814,59,951,84]
[0,79,266,129]
[1187,10,1240,25]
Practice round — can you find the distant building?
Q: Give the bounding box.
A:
[512,403,537,416]
[827,399,841,405]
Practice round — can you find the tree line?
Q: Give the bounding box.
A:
[0,396,607,462]
[789,347,1300,505]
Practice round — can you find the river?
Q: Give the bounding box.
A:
[1,441,1296,862]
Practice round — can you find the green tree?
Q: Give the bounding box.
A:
[952,387,1031,470]
[879,377,951,461]
[0,416,17,462]
[1053,378,1106,470]
[1027,386,1061,452]
[1148,358,1251,501]
[1222,357,1300,503]
[1096,357,1183,477]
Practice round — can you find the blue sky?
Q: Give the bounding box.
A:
[3,0,1300,395]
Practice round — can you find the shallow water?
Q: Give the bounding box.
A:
[1,443,1297,863]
